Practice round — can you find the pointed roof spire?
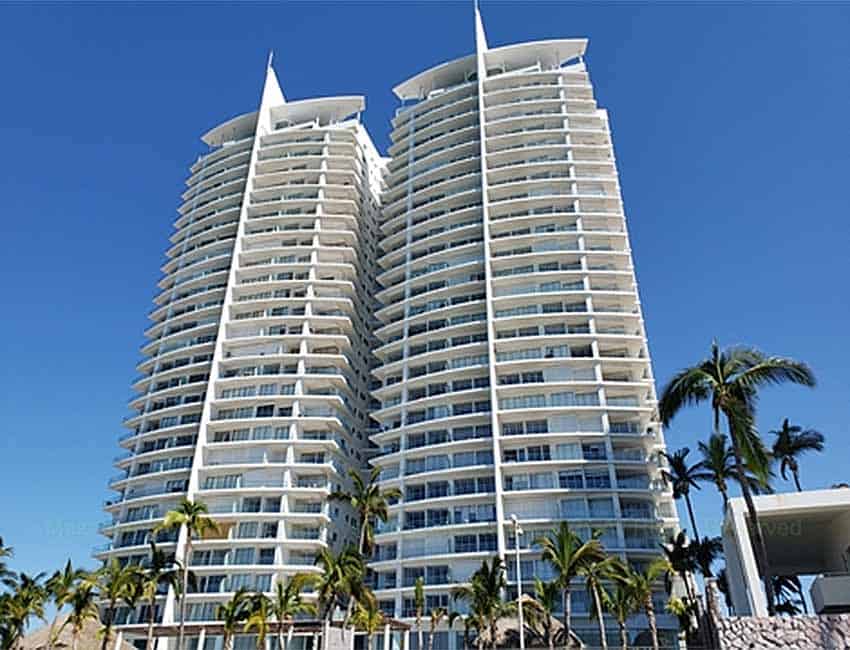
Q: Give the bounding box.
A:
[474,0,489,53]
[260,53,285,108]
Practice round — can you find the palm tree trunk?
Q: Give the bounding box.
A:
[101,602,115,650]
[562,588,571,650]
[592,588,607,650]
[359,522,368,556]
[179,536,192,650]
[279,628,286,650]
[684,493,701,541]
[72,629,79,650]
[618,620,628,650]
[46,614,58,650]
[417,616,424,650]
[147,596,156,650]
[792,468,802,492]
[726,413,777,616]
[645,597,659,650]
[718,481,729,508]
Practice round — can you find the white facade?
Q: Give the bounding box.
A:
[723,488,850,617]
[368,10,679,646]
[100,64,385,634]
[99,9,679,648]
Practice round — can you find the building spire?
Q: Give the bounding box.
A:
[260,53,285,108]
[474,0,489,53]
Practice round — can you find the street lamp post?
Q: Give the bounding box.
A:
[511,514,525,650]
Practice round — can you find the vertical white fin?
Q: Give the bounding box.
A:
[474,0,489,53]
[260,53,285,108]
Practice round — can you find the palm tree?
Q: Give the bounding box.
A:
[140,542,184,650]
[581,558,621,650]
[94,559,142,650]
[447,611,474,650]
[658,341,815,615]
[1,573,48,650]
[270,574,317,650]
[414,576,425,650]
[45,560,86,650]
[665,596,698,638]
[716,568,733,615]
[329,467,402,555]
[216,588,250,650]
[156,498,219,650]
[244,592,273,649]
[427,607,447,650]
[58,579,99,650]
[314,546,365,650]
[0,537,13,587]
[698,433,771,506]
[771,418,825,491]
[691,536,723,579]
[451,557,514,650]
[601,582,639,650]
[524,578,559,650]
[617,559,669,650]
[659,447,710,541]
[535,522,605,648]
[772,575,807,615]
[352,597,385,650]
[660,532,697,602]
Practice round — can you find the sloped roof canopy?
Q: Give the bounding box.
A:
[393,39,587,101]
[201,111,258,146]
[270,96,364,127]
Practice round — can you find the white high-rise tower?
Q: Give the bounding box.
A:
[100,62,385,643]
[100,9,680,649]
[368,9,679,647]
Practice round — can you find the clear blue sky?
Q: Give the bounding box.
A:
[1,1,848,578]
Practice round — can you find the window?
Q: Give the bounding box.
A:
[405,511,425,530]
[527,445,551,461]
[588,498,615,518]
[428,482,449,498]
[585,471,611,489]
[477,476,495,493]
[503,422,524,436]
[236,522,259,539]
[561,498,587,518]
[427,566,450,584]
[242,498,261,513]
[427,509,450,527]
[203,475,239,490]
[559,471,584,489]
[406,485,426,501]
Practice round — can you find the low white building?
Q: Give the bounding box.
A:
[722,488,850,616]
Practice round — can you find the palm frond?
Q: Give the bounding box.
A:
[658,367,713,426]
